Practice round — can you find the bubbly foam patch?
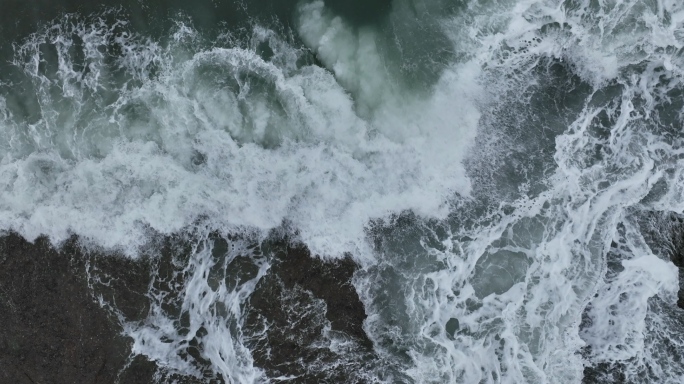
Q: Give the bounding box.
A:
[0,8,478,258]
[582,253,678,362]
[345,0,684,383]
[3,1,684,383]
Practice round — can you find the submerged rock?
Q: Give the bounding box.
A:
[0,233,373,383]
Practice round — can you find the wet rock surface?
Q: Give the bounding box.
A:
[245,242,376,382]
[0,233,157,384]
[0,233,372,383]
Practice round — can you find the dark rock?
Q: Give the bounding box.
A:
[582,361,627,384]
[245,241,376,382]
[445,318,459,340]
[84,251,153,322]
[0,233,156,384]
[269,243,371,348]
[0,232,375,383]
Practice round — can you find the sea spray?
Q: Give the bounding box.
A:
[1,0,684,383]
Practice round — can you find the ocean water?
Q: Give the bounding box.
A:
[1,0,684,382]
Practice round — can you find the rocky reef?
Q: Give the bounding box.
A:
[0,233,159,383]
[0,233,372,383]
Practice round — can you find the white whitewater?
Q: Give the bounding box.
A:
[1,0,684,383]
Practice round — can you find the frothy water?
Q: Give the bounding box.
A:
[1,0,684,383]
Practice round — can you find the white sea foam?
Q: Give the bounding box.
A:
[2,0,684,383]
[0,6,478,260]
[0,3,480,382]
[351,0,684,383]
[582,252,678,361]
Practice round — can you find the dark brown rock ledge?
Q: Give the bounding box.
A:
[244,241,376,382]
[0,233,157,383]
[0,233,373,383]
